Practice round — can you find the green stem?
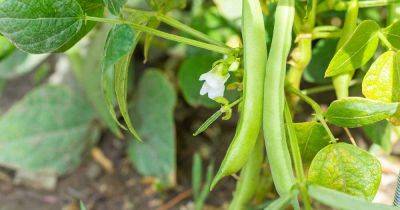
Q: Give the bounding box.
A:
[302,80,361,95]
[317,0,396,13]
[123,8,226,47]
[284,101,312,210]
[85,16,233,55]
[312,31,341,39]
[286,86,337,143]
[378,31,398,51]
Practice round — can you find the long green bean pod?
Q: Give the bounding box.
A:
[332,0,359,99]
[263,0,296,196]
[210,0,267,189]
[228,136,264,210]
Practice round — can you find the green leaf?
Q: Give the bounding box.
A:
[102,24,141,140]
[128,70,177,186]
[303,39,336,84]
[0,49,49,79]
[57,0,104,52]
[67,26,122,138]
[193,110,222,136]
[114,30,142,140]
[178,54,219,108]
[309,185,400,210]
[0,0,84,54]
[0,35,14,60]
[308,143,382,200]
[146,0,186,12]
[362,51,398,103]
[325,20,380,77]
[325,97,399,128]
[80,201,87,210]
[0,85,96,175]
[103,0,126,15]
[293,122,331,163]
[363,120,392,153]
[192,153,202,199]
[383,20,400,50]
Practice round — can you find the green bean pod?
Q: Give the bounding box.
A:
[332,0,359,99]
[228,136,264,210]
[263,0,296,196]
[210,0,267,189]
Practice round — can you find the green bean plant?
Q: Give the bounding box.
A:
[1,0,400,209]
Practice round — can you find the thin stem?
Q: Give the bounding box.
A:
[123,8,226,47]
[85,16,233,55]
[378,31,398,51]
[226,97,243,109]
[301,80,361,95]
[317,0,396,13]
[344,127,357,146]
[312,31,341,40]
[284,101,313,210]
[286,85,337,143]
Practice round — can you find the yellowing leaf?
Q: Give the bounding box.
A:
[362,51,397,102]
[308,143,382,201]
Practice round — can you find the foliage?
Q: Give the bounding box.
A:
[0,0,400,209]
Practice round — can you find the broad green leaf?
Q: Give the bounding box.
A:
[308,143,381,200]
[146,0,186,12]
[309,185,400,210]
[303,39,336,84]
[293,122,331,163]
[57,0,104,52]
[325,20,380,77]
[0,49,49,79]
[325,97,399,128]
[0,85,96,175]
[103,0,126,15]
[67,26,121,138]
[0,0,84,54]
[178,54,219,108]
[0,36,14,60]
[114,30,142,141]
[102,24,141,140]
[383,20,400,50]
[362,51,398,103]
[128,70,177,186]
[363,120,392,153]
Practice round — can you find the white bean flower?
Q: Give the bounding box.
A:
[199,69,230,99]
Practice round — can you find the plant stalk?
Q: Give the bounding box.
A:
[85,16,233,55]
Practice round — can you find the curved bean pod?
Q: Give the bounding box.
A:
[263,0,296,196]
[210,0,267,189]
[228,136,264,210]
